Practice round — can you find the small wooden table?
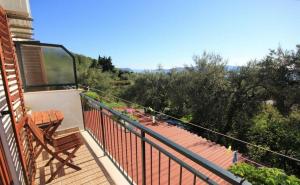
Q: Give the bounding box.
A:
[30,110,64,159]
[31,110,64,138]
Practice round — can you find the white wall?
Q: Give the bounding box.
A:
[24,89,84,130]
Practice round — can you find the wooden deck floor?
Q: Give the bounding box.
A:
[34,133,115,185]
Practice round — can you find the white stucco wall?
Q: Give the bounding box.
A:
[24,89,84,130]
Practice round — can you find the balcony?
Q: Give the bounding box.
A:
[0,38,250,184]
[11,88,249,185]
[0,4,250,185]
[18,89,249,185]
[0,41,250,185]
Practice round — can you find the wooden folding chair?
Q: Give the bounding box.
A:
[26,118,84,183]
[31,110,64,159]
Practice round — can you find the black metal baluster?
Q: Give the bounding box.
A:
[108,115,114,156]
[116,121,121,168]
[106,115,111,153]
[120,123,125,172]
[168,158,171,185]
[193,174,196,185]
[135,134,139,184]
[90,107,95,138]
[158,152,161,185]
[130,132,134,184]
[100,107,106,155]
[112,120,117,163]
[141,131,146,185]
[106,115,110,154]
[97,109,106,145]
[80,96,86,130]
[99,110,108,150]
[124,124,129,177]
[179,166,182,185]
[109,118,114,156]
[150,145,153,185]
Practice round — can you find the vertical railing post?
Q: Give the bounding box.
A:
[100,107,106,155]
[141,130,146,185]
[79,95,86,131]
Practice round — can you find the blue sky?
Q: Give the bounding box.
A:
[30,0,300,69]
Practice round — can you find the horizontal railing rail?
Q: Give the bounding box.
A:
[80,93,250,185]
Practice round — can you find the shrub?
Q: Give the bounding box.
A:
[85,91,128,109]
[229,163,300,185]
[180,114,193,122]
[84,91,100,100]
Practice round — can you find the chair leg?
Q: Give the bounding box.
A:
[47,153,80,170]
[63,151,76,158]
[45,152,77,167]
[45,156,55,166]
[50,153,81,170]
[34,145,43,159]
[47,122,60,137]
[46,146,81,183]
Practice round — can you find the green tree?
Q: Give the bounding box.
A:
[186,53,230,140]
[257,47,300,115]
[223,62,266,149]
[166,70,193,117]
[89,59,98,69]
[98,55,115,72]
[122,72,170,111]
[248,105,300,175]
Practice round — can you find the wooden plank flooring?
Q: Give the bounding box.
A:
[34,133,115,185]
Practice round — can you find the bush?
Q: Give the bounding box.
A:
[180,114,193,122]
[229,163,300,185]
[84,91,100,100]
[103,101,127,109]
[84,91,127,109]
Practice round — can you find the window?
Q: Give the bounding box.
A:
[15,42,77,91]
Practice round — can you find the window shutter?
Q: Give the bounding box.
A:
[0,7,35,185]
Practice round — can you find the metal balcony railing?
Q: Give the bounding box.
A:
[80,93,250,185]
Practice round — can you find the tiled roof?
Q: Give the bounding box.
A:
[131,110,243,184]
[84,108,243,185]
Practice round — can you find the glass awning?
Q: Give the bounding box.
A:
[15,41,78,91]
